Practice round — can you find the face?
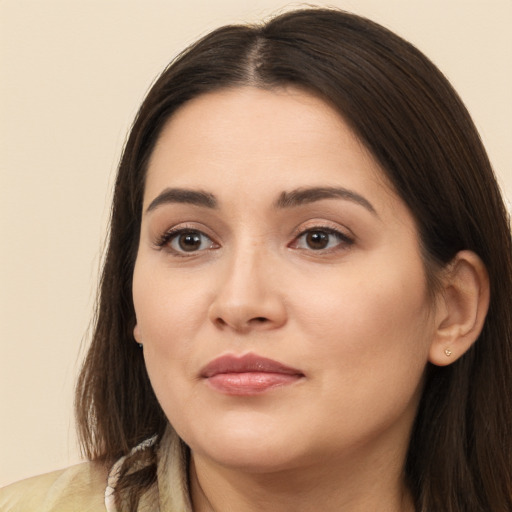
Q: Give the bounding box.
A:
[132,87,438,473]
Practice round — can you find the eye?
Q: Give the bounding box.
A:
[292,228,353,251]
[159,228,217,254]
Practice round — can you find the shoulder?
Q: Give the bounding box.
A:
[0,461,108,512]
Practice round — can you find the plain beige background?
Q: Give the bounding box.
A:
[1,0,511,488]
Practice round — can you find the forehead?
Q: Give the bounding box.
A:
[144,86,396,211]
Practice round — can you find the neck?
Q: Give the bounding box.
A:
[189,448,415,512]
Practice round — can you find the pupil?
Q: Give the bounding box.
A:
[307,231,329,249]
[179,232,201,251]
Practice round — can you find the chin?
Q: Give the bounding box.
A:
[193,442,304,474]
[180,417,310,473]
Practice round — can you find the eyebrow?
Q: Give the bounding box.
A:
[274,186,377,214]
[146,188,217,213]
[145,185,376,216]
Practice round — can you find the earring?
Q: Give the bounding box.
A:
[444,348,452,357]
[137,343,143,350]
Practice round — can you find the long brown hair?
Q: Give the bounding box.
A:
[76,8,512,510]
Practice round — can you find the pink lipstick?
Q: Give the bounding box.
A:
[200,353,304,395]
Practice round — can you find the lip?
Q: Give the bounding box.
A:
[200,353,304,395]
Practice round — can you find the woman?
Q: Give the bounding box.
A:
[1,7,511,512]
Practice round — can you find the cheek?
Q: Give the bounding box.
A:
[132,264,213,410]
[288,259,433,443]
[132,273,204,428]
[291,255,434,376]
[133,265,209,347]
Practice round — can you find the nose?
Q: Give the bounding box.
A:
[208,244,287,333]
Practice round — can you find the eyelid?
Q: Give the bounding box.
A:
[291,219,354,240]
[288,220,355,252]
[152,219,354,255]
[153,223,220,255]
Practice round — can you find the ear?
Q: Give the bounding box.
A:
[133,324,141,343]
[429,250,490,366]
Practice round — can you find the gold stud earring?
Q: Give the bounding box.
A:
[444,348,452,357]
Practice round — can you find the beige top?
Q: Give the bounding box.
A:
[0,428,192,512]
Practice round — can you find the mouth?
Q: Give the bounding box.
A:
[200,353,304,395]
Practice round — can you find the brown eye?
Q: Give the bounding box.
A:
[292,227,353,252]
[305,231,330,250]
[178,232,202,251]
[166,229,216,253]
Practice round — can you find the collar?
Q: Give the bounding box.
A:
[106,426,193,512]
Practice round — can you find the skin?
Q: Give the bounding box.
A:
[132,87,443,512]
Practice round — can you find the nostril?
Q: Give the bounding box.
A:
[213,316,268,330]
[215,318,227,327]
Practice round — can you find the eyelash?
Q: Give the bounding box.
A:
[154,226,218,257]
[154,225,354,256]
[290,226,354,253]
